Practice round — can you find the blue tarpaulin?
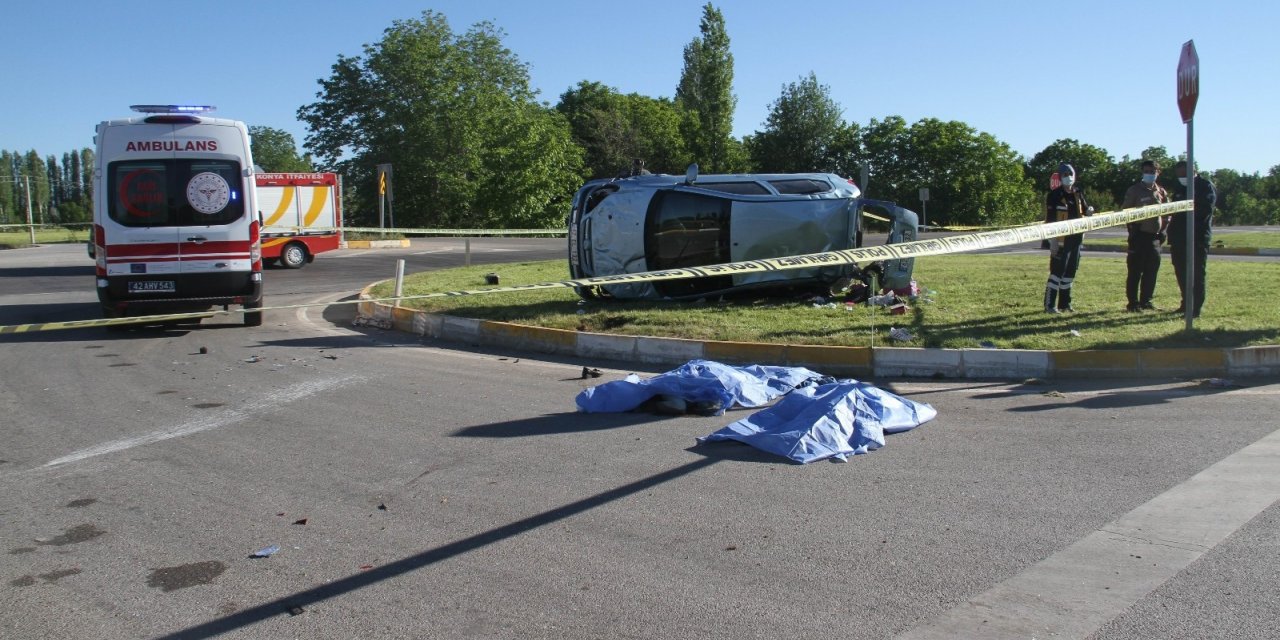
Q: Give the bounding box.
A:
[575,360,936,464]
[698,380,937,463]
[575,360,826,415]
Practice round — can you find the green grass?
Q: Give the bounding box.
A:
[370,254,1280,351]
[0,226,90,247]
[1085,230,1280,251]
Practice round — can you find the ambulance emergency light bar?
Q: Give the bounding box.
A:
[129,104,216,114]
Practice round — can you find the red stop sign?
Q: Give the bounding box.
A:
[1177,40,1199,123]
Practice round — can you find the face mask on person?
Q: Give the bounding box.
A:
[1061,176,1075,188]
[1178,177,1188,186]
[1142,173,1157,184]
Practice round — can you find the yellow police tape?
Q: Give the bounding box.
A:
[0,201,1190,334]
[340,227,567,236]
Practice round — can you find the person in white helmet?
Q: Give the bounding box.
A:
[1042,163,1092,313]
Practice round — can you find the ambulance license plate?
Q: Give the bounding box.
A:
[128,281,175,293]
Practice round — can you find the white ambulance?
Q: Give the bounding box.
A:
[93,105,263,326]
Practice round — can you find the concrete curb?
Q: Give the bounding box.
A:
[343,239,411,249]
[356,285,1280,379]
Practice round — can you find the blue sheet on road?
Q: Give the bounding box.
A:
[697,380,937,463]
[575,360,826,415]
[575,360,937,463]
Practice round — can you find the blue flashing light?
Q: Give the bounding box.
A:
[130,104,216,115]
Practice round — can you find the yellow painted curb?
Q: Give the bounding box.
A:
[1050,350,1141,376]
[704,341,788,365]
[1139,349,1226,373]
[481,320,578,351]
[785,344,873,376]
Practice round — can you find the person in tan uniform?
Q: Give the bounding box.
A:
[1121,160,1169,311]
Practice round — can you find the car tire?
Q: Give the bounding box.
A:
[280,242,307,269]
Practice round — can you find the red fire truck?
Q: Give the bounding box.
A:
[256,172,343,268]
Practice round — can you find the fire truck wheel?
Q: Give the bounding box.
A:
[280,242,308,269]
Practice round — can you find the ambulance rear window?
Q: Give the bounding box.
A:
[108,160,244,227]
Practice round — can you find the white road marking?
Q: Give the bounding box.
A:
[896,425,1280,639]
[41,375,363,468]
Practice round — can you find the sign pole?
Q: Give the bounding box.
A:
[25,176,35,244]
[1176,39,1199,330]
[1184,120,1194,330]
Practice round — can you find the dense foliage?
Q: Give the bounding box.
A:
[1,148,92,225]
[297,11,583,228]
[248,126,314,173]
[8,4,1277,229]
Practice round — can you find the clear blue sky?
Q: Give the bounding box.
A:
[2,0,1275,175]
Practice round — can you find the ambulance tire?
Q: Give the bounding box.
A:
[243,300,263,327]
[280,242,308,269]
[102,305,128,331]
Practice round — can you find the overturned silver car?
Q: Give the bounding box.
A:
[567,166,919,300]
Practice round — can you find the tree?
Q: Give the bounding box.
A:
[0,151,16,222]
[676,3,736,173]
[556,81,687,179]
[749,72,851,174]
[298,11,582,228]
[1026,139,1114,194]
[25,151,47,221]
[249,126,313,173]
[863,118,1036,226]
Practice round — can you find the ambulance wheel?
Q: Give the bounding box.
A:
[243,301,263,327]
[102,305,128,331]
[280,242,308,269]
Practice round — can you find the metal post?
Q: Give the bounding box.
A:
[393,259,405,306]
[378,190,385,230]
[464,238,471,267]
[25,176,35,244]
[1184,120,1195,330]
[336,175,345,246]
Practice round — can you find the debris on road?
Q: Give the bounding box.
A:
[250,545,280,558]
[352,315,393,329]
[581,367,603,379]
[243,356,261,363]
[292,518,308,526]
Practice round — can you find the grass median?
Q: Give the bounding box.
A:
[0,227,91,248]
[368,252,1279,351]
[1085,231,1280,252]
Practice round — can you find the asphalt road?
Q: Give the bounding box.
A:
[2,240,1279,640]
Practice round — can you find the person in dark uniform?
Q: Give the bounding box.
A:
[1121,160,1169,311]
[1169,160,1216,318]
[1043,163,1092,313]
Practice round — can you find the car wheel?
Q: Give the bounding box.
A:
[280,242,307,269]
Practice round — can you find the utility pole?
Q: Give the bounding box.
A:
[25,176,35,244]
